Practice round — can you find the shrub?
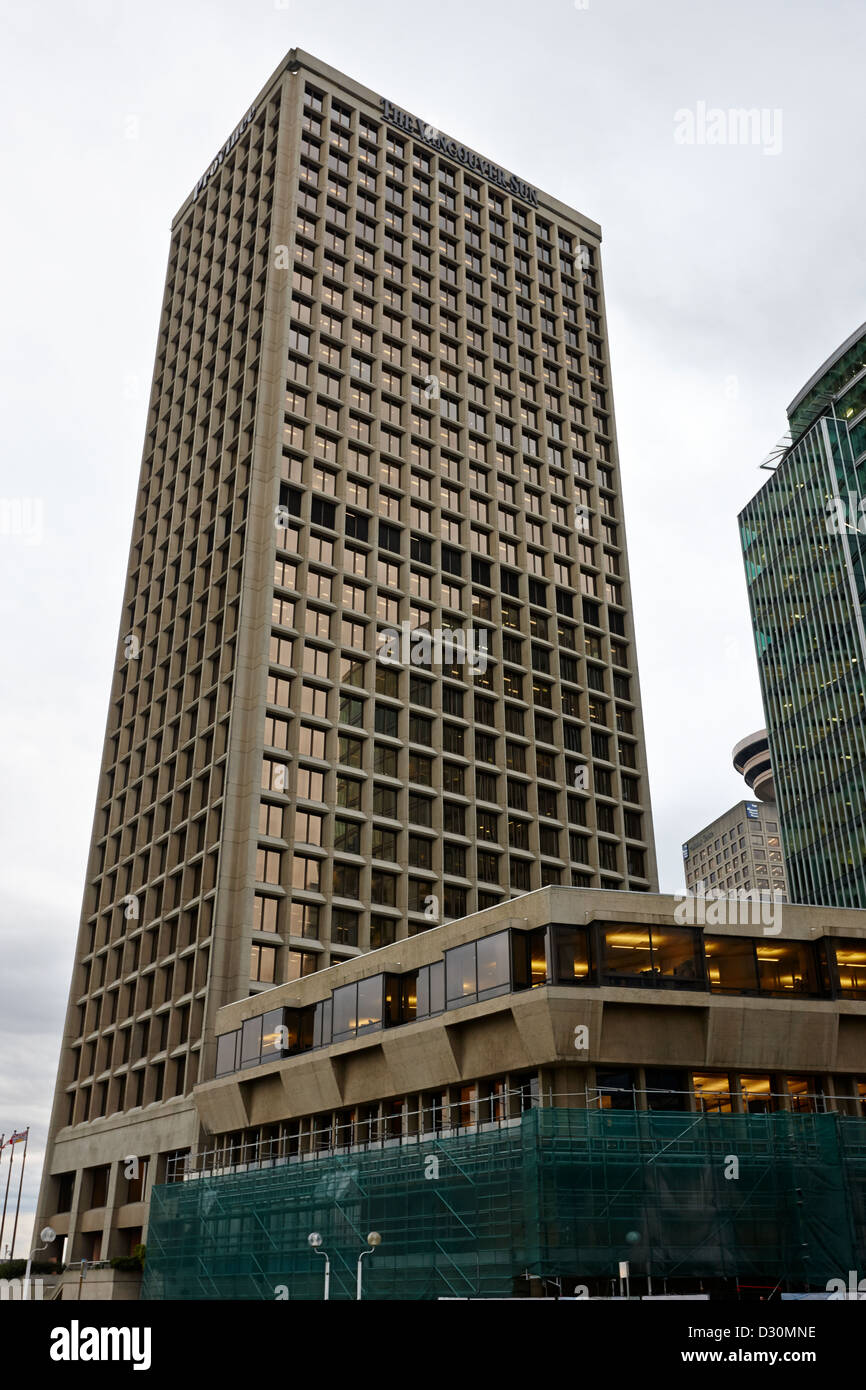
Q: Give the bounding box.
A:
[0,1259,63,1279]
[110,1245,145,1273]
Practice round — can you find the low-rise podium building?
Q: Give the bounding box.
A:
[127,886,866,1299]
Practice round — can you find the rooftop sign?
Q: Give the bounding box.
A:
[193,104,257,201]
[380,98,538,207]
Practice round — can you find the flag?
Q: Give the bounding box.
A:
[9,1131,27,1145]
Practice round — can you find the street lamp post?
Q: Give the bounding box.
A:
[307,1232,330,1301]
[356,1231,382,1300]
[24,1225,56,1300]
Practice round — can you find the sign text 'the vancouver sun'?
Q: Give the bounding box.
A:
[380,98,539,207]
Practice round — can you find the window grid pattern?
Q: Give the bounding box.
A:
[61,99,282,1124]
[253,77,657,984]
[741,407,866,909]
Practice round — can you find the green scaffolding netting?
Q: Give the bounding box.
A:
[141,1109,866,1300]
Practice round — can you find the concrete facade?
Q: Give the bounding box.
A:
[189,886,866,1166]
[732,728,776,802]
[683,800,788,899]
[37,50,657,1271]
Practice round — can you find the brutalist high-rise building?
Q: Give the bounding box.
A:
[36,48,657,1270]
[740,322,866,910]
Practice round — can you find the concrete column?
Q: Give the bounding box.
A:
[62,1168,86,1265]
[635,1065,647,1110]
[101,1160,121,1259]
[822,1073,838,1114]
[140,1151,159,1243]
[546,1064,586,1107]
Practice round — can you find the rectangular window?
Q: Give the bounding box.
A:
[371,871,397,905]
[547,925,591,984]
[257,839,284,884]
[444,931,510,1007]
[332,976,385,1041]
[332,862,361,899]
[595,1067,636,1111]
[755,940,817,995]
[693,1072,733,1114]
[370,915,398,950]
[416,961,445,1019]
[253,895,279,934]
[834,940,866,998]
[601,924,701,988]
[333,818,361,854]
[332,909,359,947]
[215,1031,239,1077]
[704,937,758,993]
[250,944,276,984]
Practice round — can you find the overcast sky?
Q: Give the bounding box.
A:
[2,0,864,1259]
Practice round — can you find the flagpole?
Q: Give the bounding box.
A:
[10,1129,29,1259]
[0,1138,13,1258]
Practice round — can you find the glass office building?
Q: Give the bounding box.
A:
[740,322,866,907]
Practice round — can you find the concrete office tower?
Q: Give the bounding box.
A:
[682,800,788,900]
[740,322,866,909]
[37,48,657,1272]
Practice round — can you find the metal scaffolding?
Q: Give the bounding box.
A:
[142,1108,866,1300]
